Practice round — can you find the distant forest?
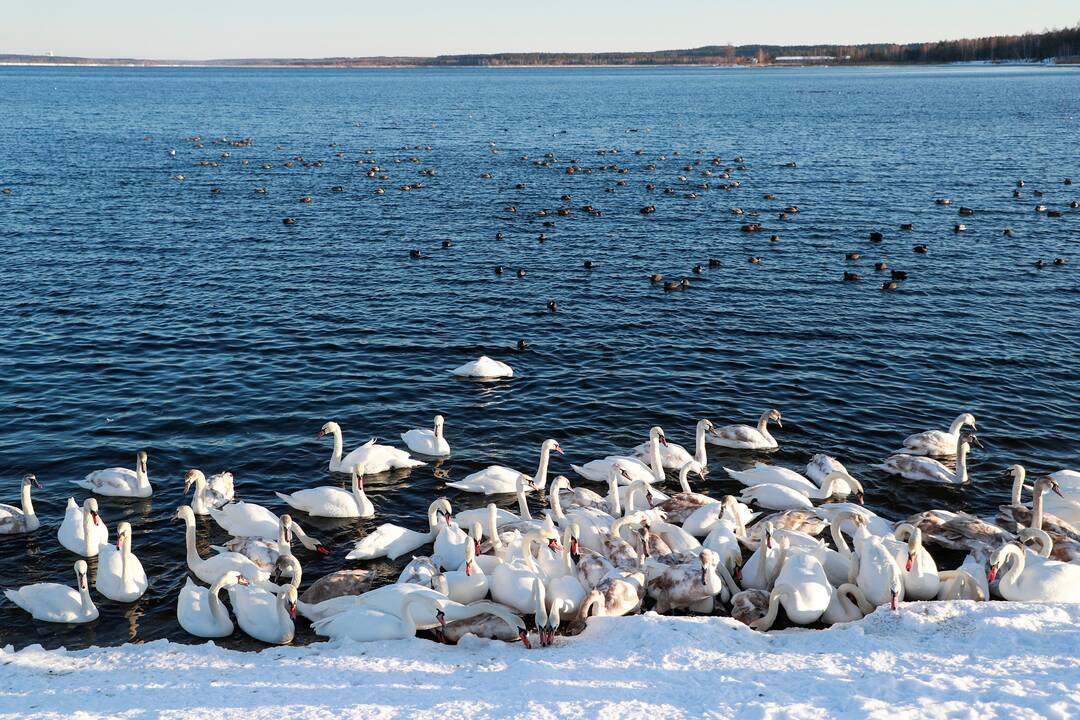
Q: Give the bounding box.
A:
[3,23,1079,67]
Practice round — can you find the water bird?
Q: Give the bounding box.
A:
[1054,258,1067,265]
[1034,259,1046,269]
[708,258,722,268]
[914,245,929,253]
[874,262,888,272]
[882,280,898,290]
[0,474,40,534]
[692,265,703,274]
[547,300,558,313]
[650,274,664,283]
[516,268,526,278]
[282,217,297,225]
[890,270,908,280]
[583,260,594,270]
[452,356,513,379]
[1004,228,1016,237]
[958,207,975,216]
[770,234,781,242]
[749,257,762,264]
[900,223,914,231]
[843,272,860,282]
[870,232,884,241]
[410,249,423,259]
[441,240,453,248]
[5,560,98,624]
[953,224,966,233]
[846,252,861,261]
[494,266,504,275]
[517,340,529,351]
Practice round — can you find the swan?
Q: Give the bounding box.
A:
[0,474,40,534]
[577,555,646,618]
[452,355,513,379]
[546,474,616,553]
[398,555,441,587]
[821,583,876,625]
[455,503,518,529]
[275,465,374,518]
[447,439,562,495]
[572,428,665,484]
[95,521,148,602]
[319,421,425,474]
[632,419,714,469]
[299,569,375,605]
[184,469,234,515]
[301,582,458,627]
[849,531,904,608]
[177,571,244,638]
[708,409,782,450]
[551,475,608,512]
[646,549,725,613]
[75,450,152,498]
[401,415,451,457]
[176,505,269,586]
[750,542,832,630]
[531,579,554,647]
[209,501,325,553]
[312,594,446,643]
[725,463,818,493]
[774,527,849,587]
[212,514,297,573]
[989,541,1080,602]
[891,523,939,600]
[346,498,451,561]
[742,523,784,590]
[4,560,98,623]
[739,474,854,511]
[816,503,894,538]
[702,498,748,573]
[731,588,771,626]
[876,433,980,484]
[433,509,470,570]
[657,461,715,524]
[440,601,529,645]
[997,466,1079,536]
[805,454,860,495]
[545,530,587,616]
[491,528,557,613]
[894,413,976,457]
[229,583,298,645]
[58,497,108,557]
[905,508,1011,552]
[442,541,489,603]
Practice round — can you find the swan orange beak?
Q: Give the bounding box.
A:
[316,430,325,439]
[554,445,564,455]
[519,630,532,649]
[465,563,472,577]
[570,538,580,561]
[988,565,999,583]
[906,553,915,573]
[548,539,563,552]
[855,492,865,506]
[91,512,100,526]
[436,609,446,629]
[659,436,669,447]
[288,603,297,620]
[316,544,330,556]
[890,591,898,611]
[733,563,743,583]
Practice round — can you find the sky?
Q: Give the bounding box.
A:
[2,0,1077,60]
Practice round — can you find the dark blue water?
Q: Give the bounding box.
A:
[0,65,1077,650]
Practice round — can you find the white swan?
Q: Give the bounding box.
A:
[452,355,513,379]
[739,474,855,512]
[58,497,108,557]
[346,498,451,561]
[821,583,876,625]
[894,413,976,457]
[442,541,489,604]
[891,523,939,600]
[184,469,234,515]
[95,521,148,602]
[319,421,425,474]
[708,409,782,450]
[876,434,978,484]
[212,514,296,574]
[230,583,298,645]
[572,427,665,484]
[275,465,374,518]
[75,450,152,498]
[401,415,451,457]
[5,560,98,623]
[0,474,40,534]
[447,439,562,495]
[433,509,470,570]
[989,540,1080,602]
[805,454,860,495]
[209,501,325,553]
[725,463,818,492]
[491,528,556,614]
[632,419,714,470]
[850,531,905,608]
[750,543,832,630]
[177,505,269,586]
[312,594,445,642]
[657,461,714,524]
[177,571,245,638]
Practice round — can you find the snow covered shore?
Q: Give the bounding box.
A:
[2,601,1078,719]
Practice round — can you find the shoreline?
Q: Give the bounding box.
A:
[0,60,1074,69]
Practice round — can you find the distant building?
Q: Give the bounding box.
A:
[774,55,835,63]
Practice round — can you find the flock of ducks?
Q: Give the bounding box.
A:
[3,407,1079,648]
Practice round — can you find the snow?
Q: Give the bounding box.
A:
[1,601,1078,719]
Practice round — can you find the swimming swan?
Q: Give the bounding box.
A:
[95,521,148,602]
[5,560,98,623]
[275,465,374,518]
[319,421,425,474]
[401,415,451,457]
[0,474,40,534]
[75,450,152,498]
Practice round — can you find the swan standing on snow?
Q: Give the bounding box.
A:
[177,571,245,638]
[989,539,1080,602]
[58,497,108,556]
[632,419,714,470]
[572,427,665,484]
[347,498,451,561]
[0,474,40,534]
[318,421,425,474]
[184,469,234,515]
[275,465,374,518]
[894,413,976,457]
[177,505,269,586]
[401,415,451,457]
[876,434,980,484]
[5,560,98,623]
[708,409,782,450]
[447,439,563,494]
[75,450,152,498]
[452,355,513,379]
[95,521,148,602]
[750,542,833,631]
[821,583,876,625]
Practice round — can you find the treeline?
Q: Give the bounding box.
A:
[3,23,1078,67]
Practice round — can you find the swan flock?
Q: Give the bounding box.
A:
[3,408,1079,650]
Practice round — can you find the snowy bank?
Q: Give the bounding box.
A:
[1,601,1078,719]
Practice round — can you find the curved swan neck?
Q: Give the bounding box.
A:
[522,533,540,573]
[757,585,790,631]
[830,520,852,557]
[534,445,552,487]
[351,471,368,507]
[1010,468,1026,506]
[329,425,344,467]
[207,575,231,616]
[757,412,771,435]
[998,545,1024,589]
[955,442,969,483]
[79,577,94,613]
[517,483,533,520]
[20,481,35,519]
[678,465,693,495]
[694,422,708,466]
[487,506,503,553]
[649,437,664,481]
[549,482,565,522]
[183,514,202,568]
[948,415,968,435]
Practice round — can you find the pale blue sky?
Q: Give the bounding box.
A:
[3,0,1077,60]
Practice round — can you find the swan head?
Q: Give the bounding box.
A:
[281,585,298,620]
[543,439,564,455]
[762,522,775,549]
[463,540,477,575]
[569,524,581,561]
[174,505,195,523]
[432,498,453,525]
[959,431,982,450]
[274,554,302,584]
[698,419,716,434]
[22,473,40,488]
[699,549,718,585]
[767,409,782,427]
[649,426,668,447]
[608,463,633,485]
[84,498,101,525]
[183,469,205,493]
[317,421,340,439]
[433,415,444,432]
[74,560,89,590]
[889,574,902,611]
[959,413,976,429]
[550,475,571,493]
[115,522,131,551]
[1008,464,1025,481]
[1035,476,1066,499]
[137,450,148,466]
[682,460,706,481]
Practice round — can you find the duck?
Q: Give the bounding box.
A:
[0,474,40,534]
[318,421,425,474]
[4,560,98,623]
[989,539,1080,602]
[229,582,298,645]
[75,450,152,498]
[876,433,979,484]
[95,521,148,602]
[177,505,269,586]
[183,469,234,515]
[447,439,562,495]
[209,501,325,553]
[820,583,876,625]
[707,409,782,450]
[58,497,109,556]
[631,419,714,469]
[311,594,445,643]
[274,465,374,518]
[452,356,513,379]
[894,413,976,457]
[401,415,451,457]
[176,571,245,638]
[750,542,833,630]
[347,498,451,561]
[572,427,666,484]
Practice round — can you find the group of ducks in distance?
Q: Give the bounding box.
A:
[2,400,1079,648]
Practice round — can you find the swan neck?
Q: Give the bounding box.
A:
[137,457,150,489]
[207,577,228,616]
[678,467,692,495]
[1010,472,1025,506]
[81,509,95,551]
[120,537,131,584]
[758,587,787,631]
[831,521,851,556]
[1000,545,1023,590]
[331,426,343,467]
[184,515,203,569]
[757,412,770,435]
[694,423,708,465]
[1032,485,1045,530]
[549,484,565,522]
[948,415,966,434]
[21,482,35,519]
[80,580,94,614]
[487,506,503,552]
[534,446,551,488]
[608,477,622,517]
[955,443,968,483]
[649,437,664,481]
[522,534,539,573]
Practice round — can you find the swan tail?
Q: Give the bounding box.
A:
[209,544,230,555]
[274,491,297,507]
[3,589,29,612]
